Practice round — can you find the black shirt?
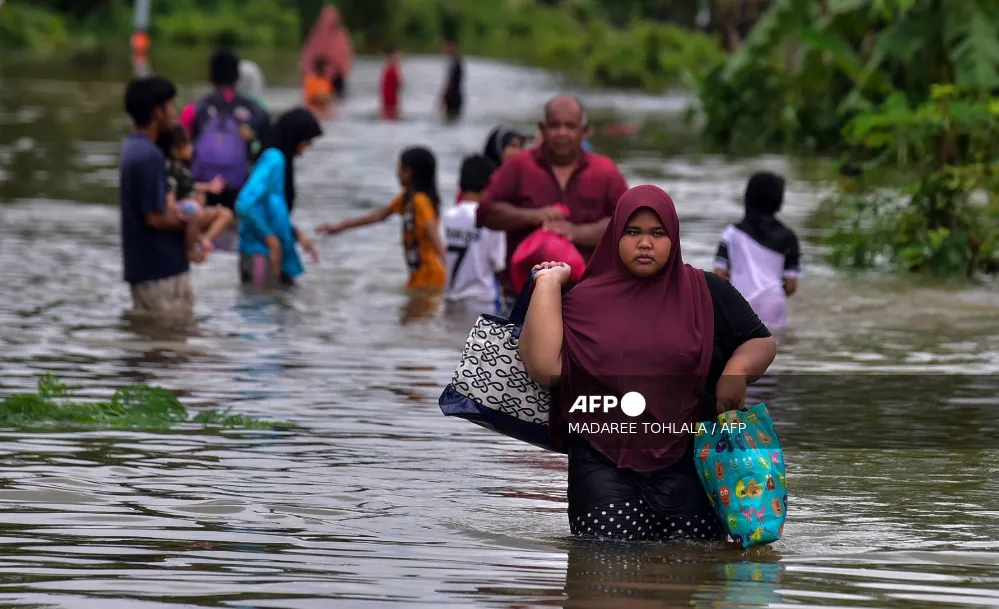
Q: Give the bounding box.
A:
[165,159,195,200]
[699,270,773,417]
[445,56,463,104]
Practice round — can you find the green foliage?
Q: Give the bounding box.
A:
[0,0,300,51]
[1,0,722,91]
[0,375,286,431]
[696,0,999,279]
[0,2,71,53]
[695,0,999,155]
[154,0,300,48]
[824,86,999,277]
[378,0,724,91]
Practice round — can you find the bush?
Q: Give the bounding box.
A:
[0,0,723,93]
[154,0,299,48]
[824,87,999,278]
[0,2,71,53]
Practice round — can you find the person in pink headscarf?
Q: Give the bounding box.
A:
[299,6,354,98]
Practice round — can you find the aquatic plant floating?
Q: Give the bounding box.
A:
[0,375,291,431]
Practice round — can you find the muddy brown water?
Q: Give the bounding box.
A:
[0,48,997,608]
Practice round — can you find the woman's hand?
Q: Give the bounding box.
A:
[715,374,747,414]
[532,261,572,286]
[316,222,343,236]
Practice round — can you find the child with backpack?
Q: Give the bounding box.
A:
[714,171,801,331]
[157,124,234,262]
[234,107,323,288]
[316,146,447,293]
[442,155,507,313]
[190,49,272,211]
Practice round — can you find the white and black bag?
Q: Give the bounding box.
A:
[438,276,561,452]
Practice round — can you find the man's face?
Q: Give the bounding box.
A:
[539,101,585,161]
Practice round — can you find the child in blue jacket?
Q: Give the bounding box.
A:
[235,107,321,287]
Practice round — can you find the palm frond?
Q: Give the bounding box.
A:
[943,0,999,91]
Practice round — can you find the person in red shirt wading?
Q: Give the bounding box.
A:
[380,47,403,120]
[476,94,629,309]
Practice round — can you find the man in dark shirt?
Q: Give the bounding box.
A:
[439,38,464,122]
[477,94,629,299]
[120,76,197,317]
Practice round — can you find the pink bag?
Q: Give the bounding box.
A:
[509,205,585,292]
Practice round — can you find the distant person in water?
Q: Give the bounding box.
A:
[119,76,199,317]
[714,171,801,332]
[380,47,403,120]
[190,49,272,212]
[439,38,464,122]
[483,126,526,167]
[317,146,447,293]
[331,65,347,99]
[157,124,234,262]
[304,56,334,119]
[443,155,506,314]
[234,107,322,288]
[300,6,353,99]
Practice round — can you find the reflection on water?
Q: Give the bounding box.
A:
[1,48,999,607]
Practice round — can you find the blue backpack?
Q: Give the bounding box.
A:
[191,103,249,190]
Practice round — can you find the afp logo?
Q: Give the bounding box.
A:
[568,392,646,417]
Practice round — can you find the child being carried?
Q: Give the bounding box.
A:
[158,124,234,262]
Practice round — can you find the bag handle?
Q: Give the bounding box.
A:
[508,269,538,327]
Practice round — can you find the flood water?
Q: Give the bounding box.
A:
[1,48,998,608]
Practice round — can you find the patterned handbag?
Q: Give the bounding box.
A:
[692,403,788,548]
[438,275,560,452]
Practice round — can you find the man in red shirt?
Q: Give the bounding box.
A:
[477,94,629,299]
[380,47,402,120]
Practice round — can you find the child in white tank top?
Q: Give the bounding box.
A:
[443,155,507,313]
[714,172,801,331]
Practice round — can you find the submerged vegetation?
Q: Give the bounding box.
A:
[0,375,286,431]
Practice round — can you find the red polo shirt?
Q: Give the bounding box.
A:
[477,147,628,295]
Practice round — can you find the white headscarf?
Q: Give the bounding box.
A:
[236,60,265,99]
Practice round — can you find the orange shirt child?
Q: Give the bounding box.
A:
[388,192,446,291]
[304,72,333,107]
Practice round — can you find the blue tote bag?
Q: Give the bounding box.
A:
[692,403,788,548]
[439,275,560,452]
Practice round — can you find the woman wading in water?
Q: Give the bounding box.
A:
[519,185,777,541]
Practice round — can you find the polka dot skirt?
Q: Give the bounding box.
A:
[569,498,725,542]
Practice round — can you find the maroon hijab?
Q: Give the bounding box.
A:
[551,185,715,473]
